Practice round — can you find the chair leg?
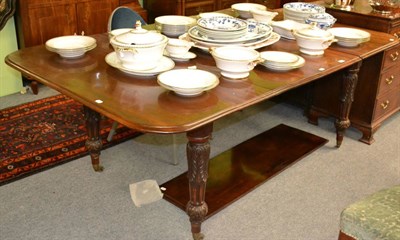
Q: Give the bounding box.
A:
[338,231,356,240]
[107,121,119,142]
[171,134,179,165]
[107,121,180,165]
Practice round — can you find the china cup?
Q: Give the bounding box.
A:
[165,38,194,57]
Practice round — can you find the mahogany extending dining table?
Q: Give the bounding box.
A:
[5,25,398,239]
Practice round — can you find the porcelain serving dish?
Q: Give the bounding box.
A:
[271,20,310,40]
[292,26,336,55]
[283,2,326,23]
[231,3,267,19]
[328,27,370,47]
[249,9,278,24]
[110,21,168,71]
[45,35,97,59]
[157,69,219,96]
[305,13,336,30]
[210,46,261,79]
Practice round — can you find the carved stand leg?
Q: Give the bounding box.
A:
[83,106,104,172]
[186,123,213,240]
[335,62,362,148]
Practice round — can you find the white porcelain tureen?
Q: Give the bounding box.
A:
[292,25,336,56]
[110,21,168,71]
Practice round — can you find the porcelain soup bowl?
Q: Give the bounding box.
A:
[110,21,168,71]
[293,26,336,56]
[250,9,278,24]
[210,46,261,79]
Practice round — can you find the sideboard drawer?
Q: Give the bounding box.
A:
[377,65,400,95]
[382,44,400,69]
[185,2,215,15]
[373,87,400,121]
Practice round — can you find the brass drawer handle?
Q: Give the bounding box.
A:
[395,33,399,39]
[385,75,394,85]
[381,100,390,110]
[196,7,204,13]
[390,51,399,61]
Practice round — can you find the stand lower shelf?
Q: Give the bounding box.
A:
[160,124,328,219]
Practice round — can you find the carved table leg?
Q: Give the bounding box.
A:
[83,106,104,172]
[186,123,213,240]
[335,62,362,148]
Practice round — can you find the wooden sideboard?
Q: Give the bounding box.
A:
[308,3,400,144]
[143,0,276,23]
[14,0,146,94]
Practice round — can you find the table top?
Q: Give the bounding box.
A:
[5,27,397,134]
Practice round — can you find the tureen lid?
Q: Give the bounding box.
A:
[295,25,332,38]
[113,21,164,45]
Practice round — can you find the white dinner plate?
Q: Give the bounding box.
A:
[105,52,175,77]
[259,55,305,71]
[260,51,300,65]
[184,32,280,52]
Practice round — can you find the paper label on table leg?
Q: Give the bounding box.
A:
[129,179,163,207]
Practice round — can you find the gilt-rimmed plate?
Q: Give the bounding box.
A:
[105,52,175,77]
[187,22,272,44]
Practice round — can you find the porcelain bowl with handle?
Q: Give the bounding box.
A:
[165,38,194,57]
[249,9,278,24]
[231,3,267,19]
[210,46,262,79]
[292,26,336,55]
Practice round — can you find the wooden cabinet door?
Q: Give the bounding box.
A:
[20,3,77,47]
[76,0,119,35]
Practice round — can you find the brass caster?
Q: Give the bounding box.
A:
[92,164,104,172]
[192,232,204,240]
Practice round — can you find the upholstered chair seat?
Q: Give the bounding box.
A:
[339,185,400,240]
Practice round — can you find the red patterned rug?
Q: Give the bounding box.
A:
[0,94,140,185]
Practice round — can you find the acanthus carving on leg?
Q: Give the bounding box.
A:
[186,123,213,240]
[83,106,103,172]
[335,61,362,148]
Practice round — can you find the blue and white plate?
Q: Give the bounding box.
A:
[197,16,247,32]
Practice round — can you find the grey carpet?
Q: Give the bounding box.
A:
[0,85,399,240]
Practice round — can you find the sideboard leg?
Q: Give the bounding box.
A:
[186,123,213,240]
[335,61,362,148]
[83,106,104,172]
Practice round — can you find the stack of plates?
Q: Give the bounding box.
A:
[155,15,196,37]
[184,20,279,51]
[45,35,96,59]
[259,51,305,71]
[328,27,371,47]
[283,2,325,23]
[196,16,248,40]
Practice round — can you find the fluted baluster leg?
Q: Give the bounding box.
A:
[335,61,362,147]
[83,106,104,171]
[186,123,213,240]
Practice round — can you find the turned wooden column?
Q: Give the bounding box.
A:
[83,106,104,172]
[335,61,362,147]
[186,123,213,240]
